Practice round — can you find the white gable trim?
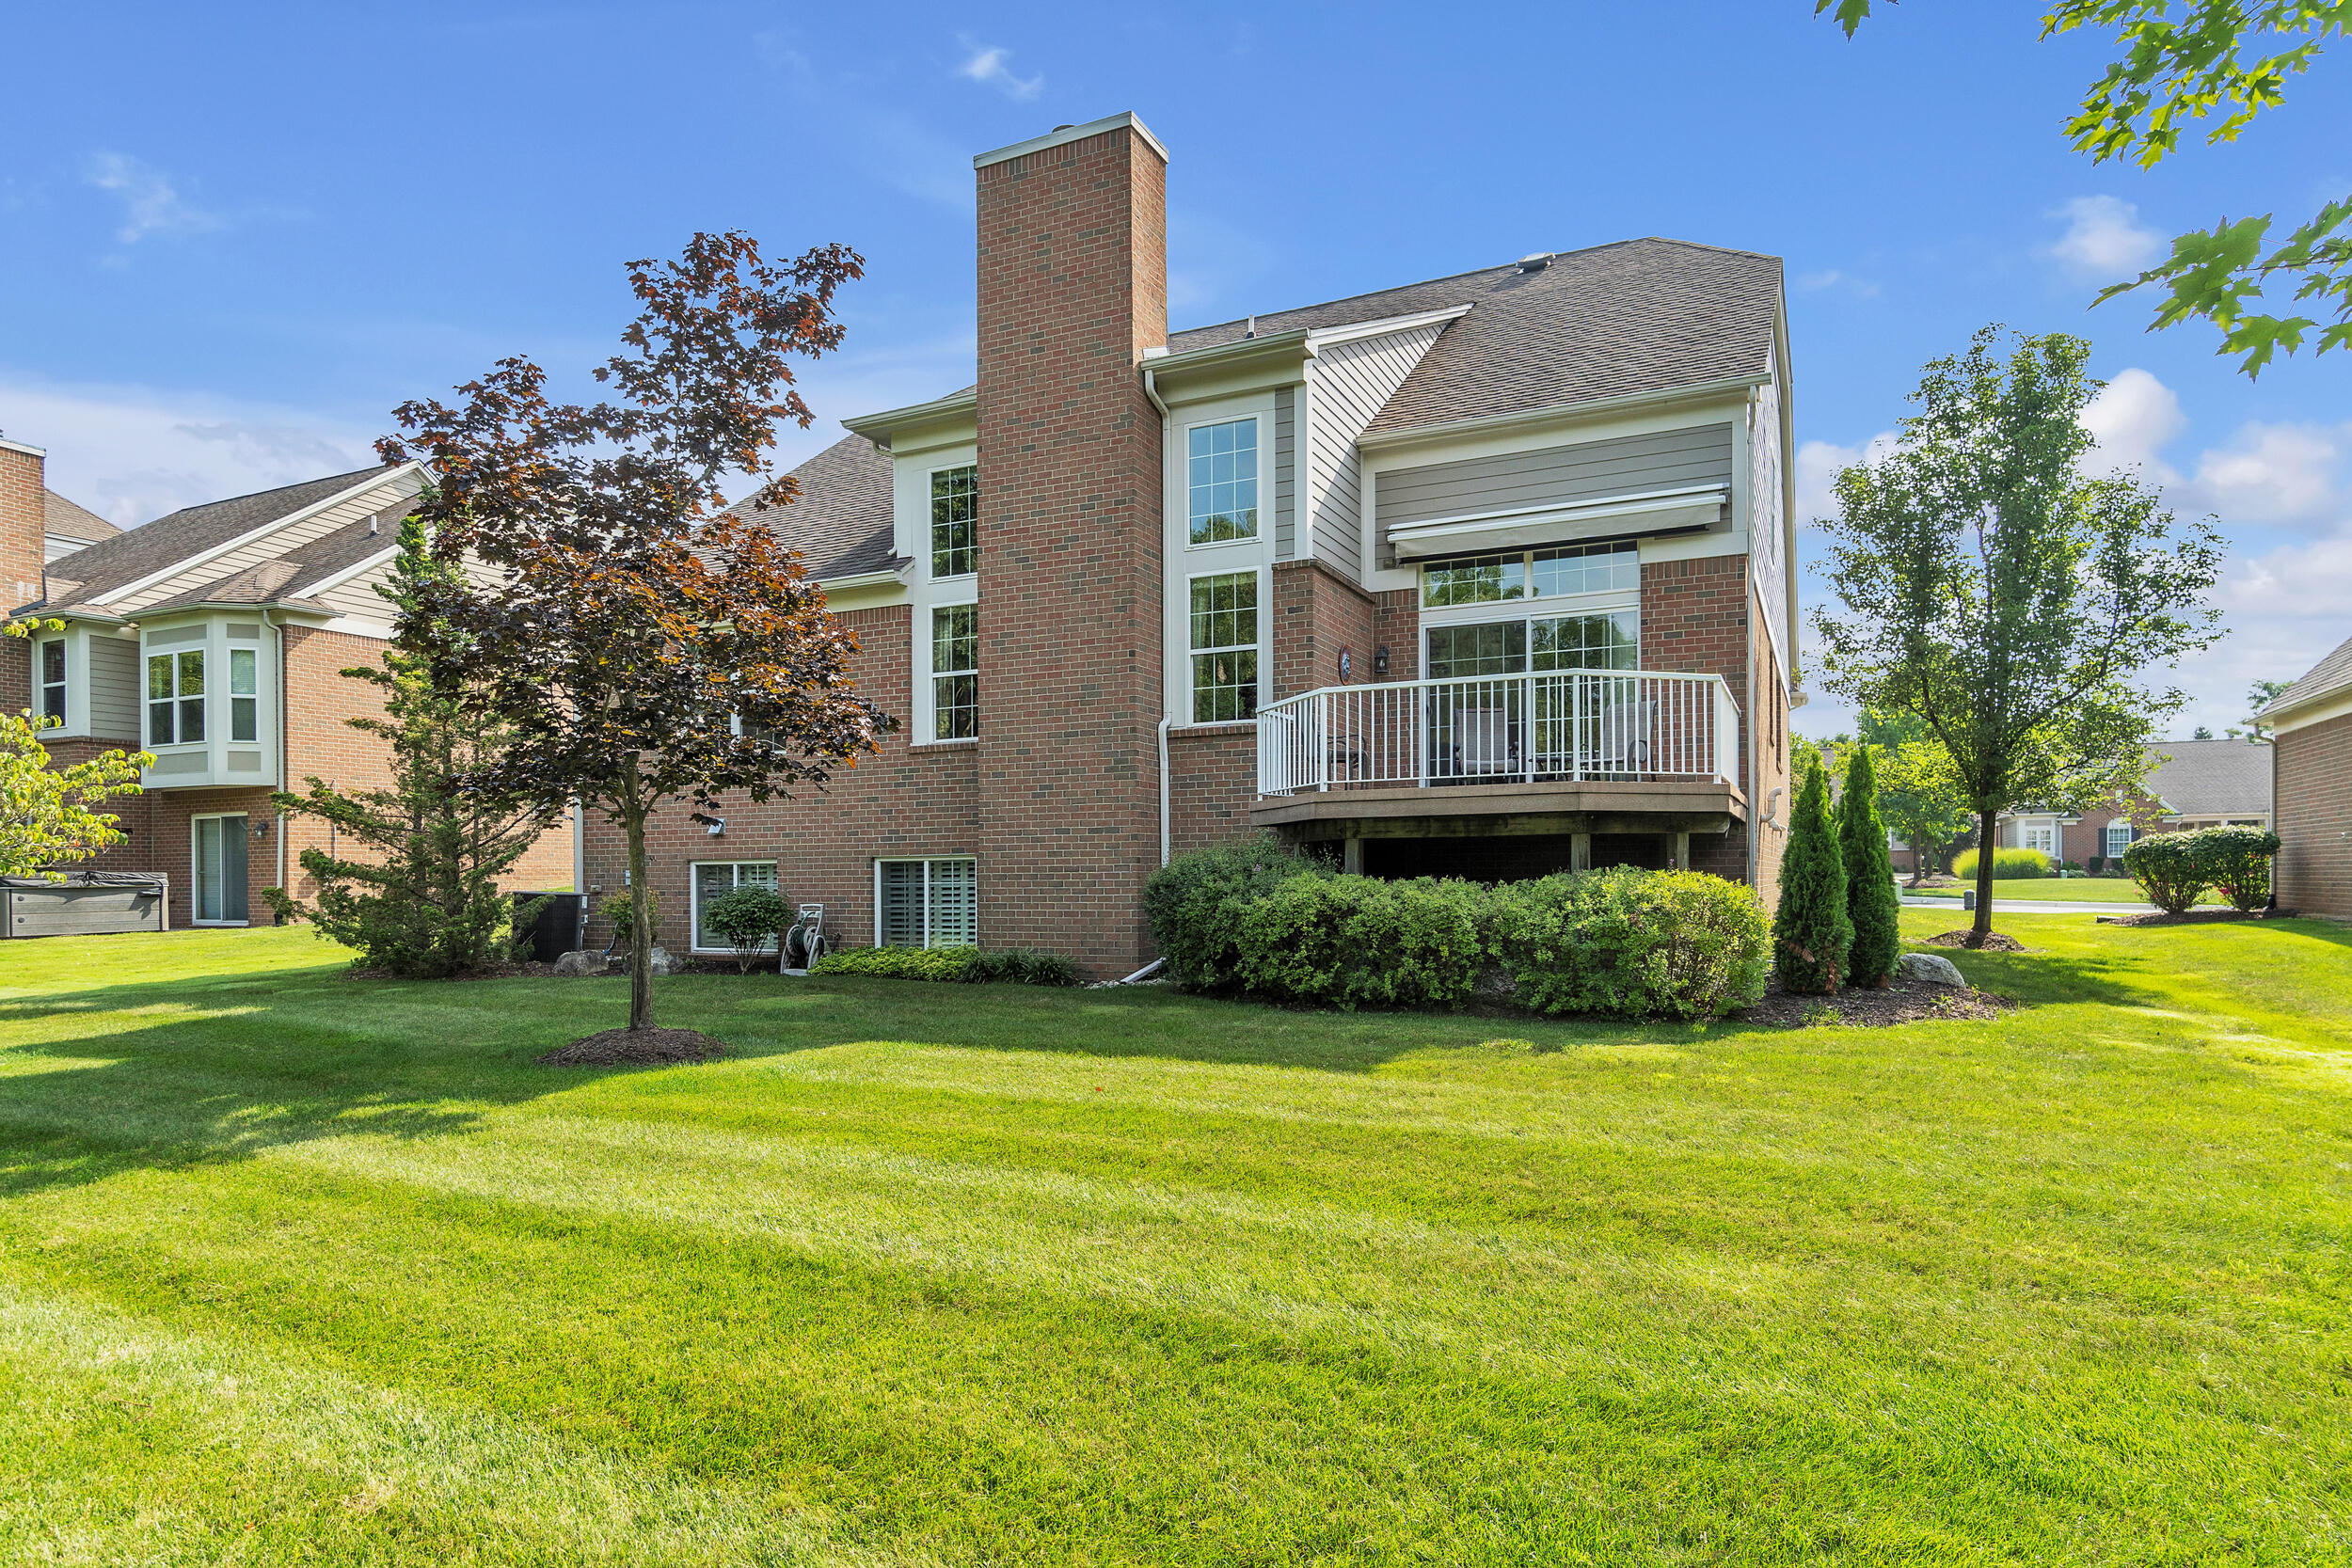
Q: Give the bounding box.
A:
[94,463,423,610]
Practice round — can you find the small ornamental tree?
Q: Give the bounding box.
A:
[264,516,560,976]
[1814,328,2224,946]
[1876,736,1972,886]
[1774,757,1852,995]
[704,884,790,974]
[0,712,149,878]
[1837,745,1901,988]
[378,232,891,1037]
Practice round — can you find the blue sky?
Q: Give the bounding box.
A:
[4,2,2346,736]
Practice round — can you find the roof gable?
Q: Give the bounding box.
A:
[727,434,898,582]
[2263,630,2352,721]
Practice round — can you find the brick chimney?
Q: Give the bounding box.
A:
[0,434,46,712]
[972,113,1170,976]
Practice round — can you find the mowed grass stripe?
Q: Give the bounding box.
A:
[0,1277,900,1568]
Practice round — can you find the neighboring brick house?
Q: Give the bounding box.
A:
[2,439,575,929]
[581,112,1801,979]
[2262,634,2352,918]
[1994,738,2274,868]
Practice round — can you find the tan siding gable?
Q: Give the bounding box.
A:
[87,630,140,741]
[314,557,400,622]
[110,471,424,613]
[1305,324,1446,585]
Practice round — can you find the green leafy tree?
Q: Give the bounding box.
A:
[265,515,560,977]
[1820,0,2352,375]
[0,712,149,878]
[1813,328,2224,944]
[1774,757,1852,995]
[2229,676,2295,740]
[1873,736,1972,884]
[1837,745,1902,987]
[378,232,890,1035]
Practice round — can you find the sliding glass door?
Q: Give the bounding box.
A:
[193,815,248,925]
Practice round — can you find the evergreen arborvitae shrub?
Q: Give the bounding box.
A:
[1773,757,1851,994]
[1836,746,1900,987]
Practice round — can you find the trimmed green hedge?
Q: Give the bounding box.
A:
[1951,847,2054,880]
[809,945,1080,986]
[1145,840,1769,1020]
[2122,824,2282,913]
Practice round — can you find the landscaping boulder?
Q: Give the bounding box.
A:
[554,950,608,977]
[1897,952,1967,988]
[607,946,683,976]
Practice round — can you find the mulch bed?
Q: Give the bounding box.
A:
[1921,929,2031,952]
[534,1028,727,1068]
[1738,976,2018,1028]
[2098,908,2278,927]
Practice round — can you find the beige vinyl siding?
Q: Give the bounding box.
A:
[1305,324,1447,585]
[86,630,141,741]
[311,557,401,622]
[1376,423,1736,546]
[1273,386,1296,559]
[1746,383,1788,679]
[110,472,424,614]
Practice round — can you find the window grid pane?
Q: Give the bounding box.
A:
[1189,571,1259,722]
[39,641,65,723]
[932,604,978,739]
[1531,542,1640,597]
[1421,554,1525,608]
[1186,420,1259,544]
[1530,611,1639,672]
[930,466,978,578]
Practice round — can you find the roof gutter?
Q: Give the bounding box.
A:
[840,389,978,449]
[814,567,907,593]
[1354,372,1769,452]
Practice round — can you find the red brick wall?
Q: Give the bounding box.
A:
[1167,723,1256,856]
[1,442,44,713]
[1270,560,1377,701]
[2276,712,2350,917]
[580,602,981,952]
[972,120,1168,978]
[1374,588,1420,683]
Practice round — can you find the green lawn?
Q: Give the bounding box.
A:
[1909,877,2197,903]
[3,914,2349,1565]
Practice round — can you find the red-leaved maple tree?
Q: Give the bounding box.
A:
[377,232,892,1036]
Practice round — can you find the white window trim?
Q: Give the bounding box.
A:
[872,856,979,949]
[190,812,248,927]
[1181,412,1265,551]
[689,860,780,954]
[1184,565,1264,727]
[2104,821,2135,858]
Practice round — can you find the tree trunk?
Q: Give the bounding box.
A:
[1971,807,1998,945]
[623,756,653,1033]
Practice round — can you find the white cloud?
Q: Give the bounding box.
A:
[1795,431,1897,524]
[2185,420,2343,522]
[84,152,225,245]
[2044,195,2164,282]
[956,40,1042,101]
[0,377,374,530]
[2080,366,2185,482]
[1796,268,1881,300]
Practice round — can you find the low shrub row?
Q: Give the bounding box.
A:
[2121,824,2281,913]
[1142,835,1770,1020]
[1950,847,2054,880]
[809,944,1081,986]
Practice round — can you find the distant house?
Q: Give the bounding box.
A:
[2262,634,2352,917]
[1994,738,2274,867]
[2,436,575,929]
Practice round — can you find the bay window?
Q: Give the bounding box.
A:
[230,647,259,741]
[38,639,65,724]
[149,649,204,746]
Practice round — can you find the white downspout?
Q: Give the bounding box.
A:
[264,609,287,894]
[1145,359,1175,870]
[1158,716,1173,867]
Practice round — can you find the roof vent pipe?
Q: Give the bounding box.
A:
[1244,314,1256,339]
[1518,253,1553,273]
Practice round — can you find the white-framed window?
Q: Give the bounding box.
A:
[1421,541,1639,608]
[930,465,977,578]
[2105,820,2134,860]
[192,814,248,925]
[875,856,977,948]
[149,649,205,747]
[1188,570,1259,721]
[932,604,977,738]
[2022,824,2058,857]
[230,647,259,742]
[37,638,65,725]
[1186,418,1259,545]
[691,861,778,952]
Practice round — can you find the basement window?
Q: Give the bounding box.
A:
[691,861,779,952]
[876,857,977,948]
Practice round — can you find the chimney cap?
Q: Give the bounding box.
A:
[974,111,1168,169]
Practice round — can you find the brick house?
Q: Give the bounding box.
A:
[1990,739,2275,870]
[2262,634,2352,917]
[581,113,1800,978]
[2,438,575,929]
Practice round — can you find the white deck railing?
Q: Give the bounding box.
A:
[1256,671,1740,795]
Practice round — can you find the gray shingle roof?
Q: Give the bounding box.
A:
[2262,631,2352,720]
[729,434,899,582]
[136,513,402,614]
[22,464,399,614]
[1168,237,1783,436]
[2146,738,2274,816]
[43,489,119,546]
